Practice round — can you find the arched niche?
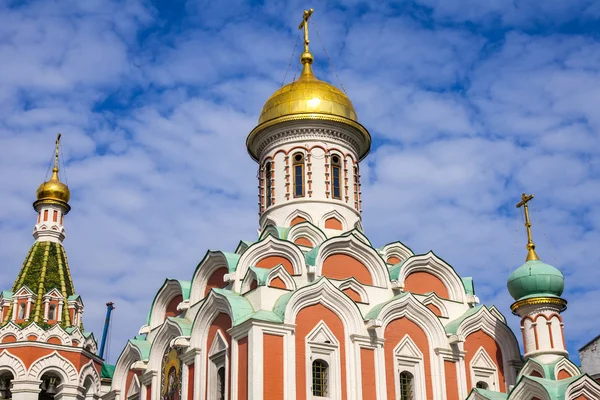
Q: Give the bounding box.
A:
[190,251,239,305]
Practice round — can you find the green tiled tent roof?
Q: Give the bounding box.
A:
[3,241,76,327]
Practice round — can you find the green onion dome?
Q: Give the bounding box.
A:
[507,260,565,301]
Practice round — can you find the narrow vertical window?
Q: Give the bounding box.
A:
[43,210,48,221]
[53,210,58,222]
[60,214,64,225]
[265,162,272,207]
[293,153,305,198]
[38,212,41,223]
[331,154,341,200]
[48,304,56,320]
[399,371,414,400]
[18,303,26,319]
[312,359,328,396]
[217,367,225,400]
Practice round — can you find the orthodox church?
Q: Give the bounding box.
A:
[102,10,600,400]
[2,8,600,400]
[0,135,105,399]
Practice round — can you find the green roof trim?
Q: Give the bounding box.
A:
[304,246,320,266]
[210,288,255,325]
[389,261,405,280]
[178,280,191,301]
[525,374,581,400]
[221,252,241,272]
[469,388,508,399]
[101,364,115,379]
[365,292,409,320]
[249,266,271,286]
[166,317,192,336]
[0,291,12,299]
[273,291,294,320]
[235,310,283,326]
[462,277,475,295]
[445,305,484,335]
[129,338,151,360]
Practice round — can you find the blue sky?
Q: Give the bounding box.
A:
[1,0,600,364]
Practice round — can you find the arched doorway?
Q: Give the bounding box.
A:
[39,373,61,400]
[0,371,14,399]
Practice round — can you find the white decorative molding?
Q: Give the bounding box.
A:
[40,324,71,345]
[190,250,236,305]
[380,241,414,264]
[284,209,314,226]
[338,277,369,304]
[394,335,426,400]
[111,341,145,394]
[305,321,341,400]
[554,357,580,379]
[287,221,327,248]
[283,278,364,336]
[518,359,546,379]
[266,264,297,290]
[189,290,236,349]
[28,350,78,384]
[148,279,186,329]
[313,234,390,289]
[565,375,600,400]
[447,334,465,345]
[126,374,141,399]
[78,359,101,395]
[233,235,306,292]
[469,347,499,392]
[398,252,467,303]
[320,209,348,231]
[146,317,187,371]
[508,377,551,400]
[420,292,449,318]
[0,350,27,379]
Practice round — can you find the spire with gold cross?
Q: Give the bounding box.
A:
[516,193,540,262]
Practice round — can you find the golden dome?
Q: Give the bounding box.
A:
[258,56,358,125]
[36,169,70,204]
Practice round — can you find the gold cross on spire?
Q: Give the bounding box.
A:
[53,133,62,173]
[298,8,314,54]
[516,193,540,261]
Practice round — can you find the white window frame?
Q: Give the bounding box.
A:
[394,335,426,400]
[470,347,499,392]
[208,331,229,400]
[305,321,341,400]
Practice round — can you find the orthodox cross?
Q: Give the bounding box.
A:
[298,8,314,53]
[516,193,540,261]
[53,133,62,173]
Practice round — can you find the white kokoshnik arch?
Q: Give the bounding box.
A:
[28,350,78,384]
[0,350,26,380]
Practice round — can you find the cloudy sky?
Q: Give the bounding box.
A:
[1,0,599,364]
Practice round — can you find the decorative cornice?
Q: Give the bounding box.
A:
[511,297,567,313]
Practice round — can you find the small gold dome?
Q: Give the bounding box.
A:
[258,59,358,125]
[36,169,70,204]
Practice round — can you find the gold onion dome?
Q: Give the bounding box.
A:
[36,168,70,204]
[34,134,71,210]
[258,52,358,124]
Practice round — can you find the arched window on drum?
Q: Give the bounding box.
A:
[293,152,305,198]
[312,359,329,397]
[331,154,341,200]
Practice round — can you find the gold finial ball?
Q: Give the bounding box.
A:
[35,172,70,204]
[300,51,314,64]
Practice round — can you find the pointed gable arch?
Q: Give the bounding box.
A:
[509,377,552,400]
[112,339,149,395]
[380,241,414,265]
[338,278,369,304]
[276,278,364,335]
[147,317,188,371]
[554,357,580,380]
[79,360,101,395]
[148,279,190,329]
[233,235,305,292]
[421,292,449,318]
[519,359,546,379]
[19,322,44,341]
[470,347,500,391]
[314,234,390,289]
[267,264,296,290]
[0,350,26,379]
[189,290,253,348]
[259,225,281,240]
[306,320,339,345]
[28,350,78,384]
[288,221,327,248]
[209,329,229,356]
[0,322,21,341]
[40,324,71,345]
[322,210,347,231]
[565,375,600,400]
[190,251,239,305]
[126,374,141,399]
[399,252,466,302]
[393,334,427,399]
[286,210,314,226]
[367,293,448,350]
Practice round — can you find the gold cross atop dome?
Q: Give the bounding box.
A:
[298,8,314,54]
[516,193,540,261]
[53,133,61,173]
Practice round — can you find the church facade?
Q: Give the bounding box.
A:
[103,10,600,400]
[0,135,104,399]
